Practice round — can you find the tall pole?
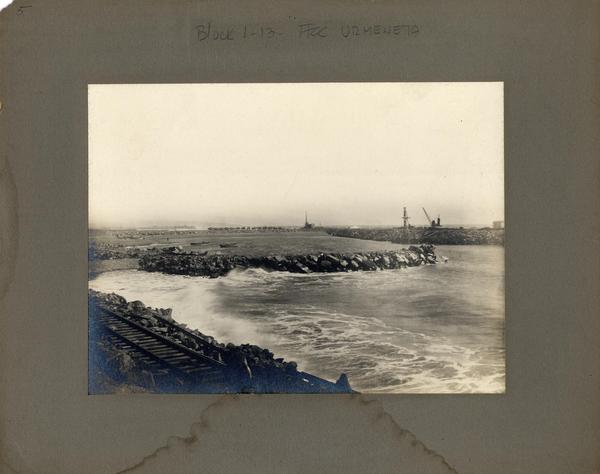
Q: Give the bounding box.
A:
[402,207,409,229]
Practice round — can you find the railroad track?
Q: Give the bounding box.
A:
[91,305,228,389]
[89,300,355,393]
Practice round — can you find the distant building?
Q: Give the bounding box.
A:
[492,220,504,229]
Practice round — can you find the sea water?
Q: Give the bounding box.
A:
[89,245,504,393]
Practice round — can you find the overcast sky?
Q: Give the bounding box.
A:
[89,83,503,228]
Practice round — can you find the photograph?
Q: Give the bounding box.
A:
[88,82,504,394]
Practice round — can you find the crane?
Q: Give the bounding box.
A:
[422,208,441,228]
[422,207,434,227]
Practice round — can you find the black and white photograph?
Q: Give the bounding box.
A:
[88,82,504,394]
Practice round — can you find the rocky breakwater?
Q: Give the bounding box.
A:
[410,227,504,245]
[89,290,353,393]
[326,227,504,245]
[138,244,438,278]
[325,227,402,243]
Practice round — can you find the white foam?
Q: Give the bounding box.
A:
[89,262,505,393]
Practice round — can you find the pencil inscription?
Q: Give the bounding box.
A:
[193,20,420,43]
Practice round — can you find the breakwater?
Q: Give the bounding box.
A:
[89,289,353,393]
[138,244,437,278]
[325,227,504,245]
[414,227,504,245]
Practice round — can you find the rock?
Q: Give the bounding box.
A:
[363,259,377,271]
[108,293,126,305]
[273,256,288,269]
[131,300,145,311]
[294,262,311,273]
[284,361,298,373]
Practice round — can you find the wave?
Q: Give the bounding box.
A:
[255,306,503,393]
[89,267,505,394]
[89,270,276,348]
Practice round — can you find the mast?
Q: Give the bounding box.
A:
[402,207,410,229]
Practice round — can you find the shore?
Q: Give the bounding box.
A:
[89,289,354,394]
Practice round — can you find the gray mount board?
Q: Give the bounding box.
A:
[0,1,599,473]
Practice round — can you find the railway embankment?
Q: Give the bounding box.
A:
[137,244,437,278]
[89,290,354,394]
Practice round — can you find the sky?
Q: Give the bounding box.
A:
[89,83,503,228]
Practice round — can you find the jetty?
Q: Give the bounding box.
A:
[324,227,504,245]
[138,244,438,278]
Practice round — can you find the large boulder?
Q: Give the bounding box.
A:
[362,258,377,270]
[294,262,311,274]
[128,300,146,314]
[406,252,419,264]
[284,361,298,373]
